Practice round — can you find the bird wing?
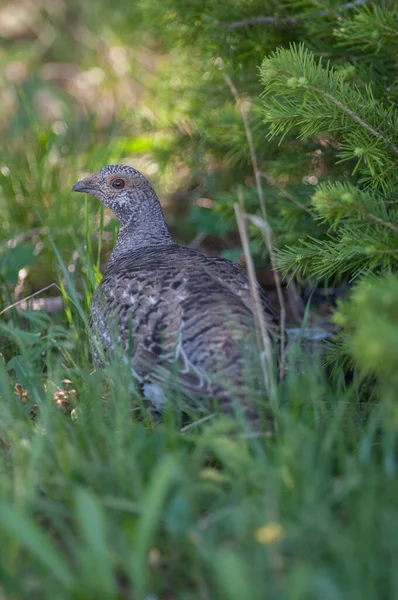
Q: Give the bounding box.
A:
[90,257,263,402]
[191,253,279,336]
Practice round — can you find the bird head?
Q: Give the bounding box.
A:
[71,165,155,222]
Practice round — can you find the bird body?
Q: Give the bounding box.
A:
[72,165,276,415]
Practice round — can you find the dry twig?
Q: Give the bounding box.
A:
[259,171,316,218]
[0,283,80,316]
[234,198,276,399]
[224,75,286,376]
[221,0,370,29]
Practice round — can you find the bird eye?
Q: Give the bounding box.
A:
[112,178,125,189]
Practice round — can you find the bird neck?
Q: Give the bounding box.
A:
[107,190,174,267]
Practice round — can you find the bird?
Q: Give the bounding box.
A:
[72,164,277,419]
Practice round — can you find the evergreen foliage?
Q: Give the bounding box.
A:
[1,1,398,596]
[260,42,398,279]
[335,273,398,383]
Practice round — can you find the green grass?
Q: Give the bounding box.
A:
[1,290,397,599]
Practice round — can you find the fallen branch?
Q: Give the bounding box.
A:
[223,16,298,29]
[221,0,370,29]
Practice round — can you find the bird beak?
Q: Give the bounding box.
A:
[71,176,95,194]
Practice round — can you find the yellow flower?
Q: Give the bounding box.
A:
[255,522,284,544]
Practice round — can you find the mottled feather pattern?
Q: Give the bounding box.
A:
[91,245,275,407]
[72,165,277,416]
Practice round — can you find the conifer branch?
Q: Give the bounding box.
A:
[311,87,398,158]
[221,0,370,29]
[355,206,398,234]
[311,182,398,235]
[260,44,398,177]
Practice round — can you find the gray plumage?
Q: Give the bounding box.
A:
[72,165,276,415]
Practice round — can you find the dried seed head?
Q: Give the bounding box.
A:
[14,382,28,403]
[53,390,69,408]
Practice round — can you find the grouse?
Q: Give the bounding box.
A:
[72,165,277,416]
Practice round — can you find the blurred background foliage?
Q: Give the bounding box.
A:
[1,1,398,598]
